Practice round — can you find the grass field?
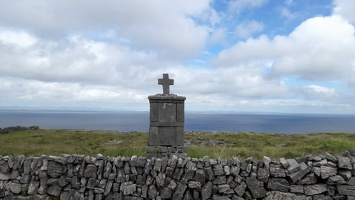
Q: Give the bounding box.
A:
[1,129,355,160]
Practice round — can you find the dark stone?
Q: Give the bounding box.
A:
[338,169,352,180]
[327,175,346,185]
[257,168,269,182]
[47,161,63,178]
[246,177,266,199]
[287,159,300,173]
[288,162,310,183]
[148,185,157,199]
[338,185,355,196]
[290,185,304,194]
[212,195,231,200]
[87,178,96,189]
[84,164,97,178]
[57,175,67,187]
[202,181,212,200]
[195,169,206,184]
[212,175,226,185]
[264,191,306,200]
[9,182,22,194]
[297,173,317,185]
[161,187,173,199]
[205,167,215,181]
[270,164,286,177]
[337,156,352,170]
[320,166,337,179]
[304,184,327,195]
[28,180,40,194]
[172,182,187,200]
[280,158,290,168]
[47,185,61,196]
[267,178,290,192]
[324,152,337,163]
[218,184,231,193]
[188,181,201,189]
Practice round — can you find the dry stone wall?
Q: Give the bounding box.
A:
[1,150,355,200]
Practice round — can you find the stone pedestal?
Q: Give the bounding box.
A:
[146,94,186,158]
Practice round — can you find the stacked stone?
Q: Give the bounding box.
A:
[0,126,40,134]
[1,150,355,199]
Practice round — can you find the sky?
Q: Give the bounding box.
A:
[0,0,355,114]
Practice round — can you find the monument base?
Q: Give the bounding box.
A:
[146,145,187,159]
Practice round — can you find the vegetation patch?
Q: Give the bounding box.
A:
[0,129,354,160]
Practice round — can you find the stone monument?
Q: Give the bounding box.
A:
[146,73,186,158]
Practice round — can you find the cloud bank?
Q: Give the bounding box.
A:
[0,0,354,114]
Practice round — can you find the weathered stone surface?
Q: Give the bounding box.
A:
[9,182,22,194]
[304,184,327,195]
[270,164,286,177]
[205,167,215,181]
[47,161,63,178]
[122,182,136,196]
[161,187,173,199]
[0,172,9,180]
[338,169,352,180]
[188,181,201,189]
[288,162,310,183]
[327,175,346,185]
[264,191,307,200]
[320,166,337,179]
[28,180,40,194]
[324,152,337,163]
[234,181,247,196]
[337,156,352,169]
[172,182,187,200]
[84,164,97,178]
[297,173,317,185]
[338,185,355,196]
[287,159,301,173]
[257,167,269,182]
[87,177,96,189]
[313,194,333,200]
[202,181,212,200]
[195,168,206,184]
[267,178,290,192]
[20,174,31,184]
[280,158,290,168]
[217,184,230,193]
[246,177,266,199]
[212,175,226,185]
[290,185,303,194]
[212,195,231,200]
[3,152,355,199]
[47,184,61,196]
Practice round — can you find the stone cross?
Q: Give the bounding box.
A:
[158,74,174,95]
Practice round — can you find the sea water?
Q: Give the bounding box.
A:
[1,110,355,134]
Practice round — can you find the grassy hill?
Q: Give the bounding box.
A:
[1,129,354,160]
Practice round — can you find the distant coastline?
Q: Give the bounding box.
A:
[1,110,355,134]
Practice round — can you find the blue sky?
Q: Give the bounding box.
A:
[0,0,354,114]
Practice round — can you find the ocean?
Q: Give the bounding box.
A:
[1,110,355,134]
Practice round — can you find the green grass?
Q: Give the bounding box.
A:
[1,129,355,160]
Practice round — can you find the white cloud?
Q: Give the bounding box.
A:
[0,0,214,60]
[228,0,268,12]
[333,0,355,23]
[279,7,296,19]
[209,28,227,44]
[216,15,355,82]
[0,28,37,49]
[0,0,354,114]
[235,20,264,38]
[304,85,338,99]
